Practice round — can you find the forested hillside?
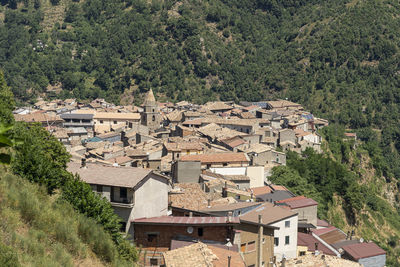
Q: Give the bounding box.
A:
[1,0,400,264]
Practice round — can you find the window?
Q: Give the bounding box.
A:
[240,243,246,253]
[276,157,279,163]
[120,187,127,199]
[285,236,290,245]
[114,121,117,124]
[262,237,265,244]
[285,220,290,228]
[96,185,103,193]
[150,258,158,266]
[197,227,203,237]
[274,237,279,247]
[152,115,155,121]
[299,251,306,256]
[100,120,103,124]
[147,233,158,242]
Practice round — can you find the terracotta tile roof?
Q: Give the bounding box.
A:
[294,128,312,137]
[221,137,246,148]
[312,226,346,245]
[279,254,361,267]
[94,112,140,120]
[163,242,217,267]
[169,183,209,211]
[208,245,246,267]
[239,112,255,119]
[197,123,246,139]
[132,216,239,225]
[345,132,357,137]
[164,142,203,151]
[249,186,273,196]
[204,101,233,111]
[166,110,183,122]
[14,113,63,123]
[182,118,203,125]
[317,219,331,227]
[239,202,297,226]
[297,232,336,256]
[269,184,289,191]
[342,242,386,260]
[180,152,249,164]
[67,162,155,188]
[275,196,318,209]
[267,100,302,109]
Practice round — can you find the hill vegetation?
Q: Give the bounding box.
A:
[1,0,400,265]
[0,168,133,266]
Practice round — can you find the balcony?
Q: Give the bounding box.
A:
[110,197,134,208]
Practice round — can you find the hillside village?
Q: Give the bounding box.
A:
[13,91,386,267]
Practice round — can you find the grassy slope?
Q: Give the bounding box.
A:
[0,168,129,267]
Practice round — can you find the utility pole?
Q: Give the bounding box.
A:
[257,214,263,267]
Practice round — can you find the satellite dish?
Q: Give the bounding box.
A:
[360,238,364,243]
[187,226,194,234]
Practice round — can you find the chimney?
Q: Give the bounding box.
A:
[281,257,286,267]
[227,211,233,223]
[314,243,320,255]
[81,158,86,168]
[207,199,211,208]
[347,231,350,240]
[189,212,193,218]
[351,230,355,240]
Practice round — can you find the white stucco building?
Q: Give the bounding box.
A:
[67,162,170,235]
[270,213,298,261]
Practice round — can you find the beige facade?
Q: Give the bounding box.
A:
[236,223,275,267]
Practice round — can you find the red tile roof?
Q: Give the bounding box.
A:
[275,196,318,209]
[342,242,386,260]
[249,186,273,196]
[132,216,239,225]
[317,219,331,227]
[312,226,337,236]
[297,232,336,256]
[180,152,249,164]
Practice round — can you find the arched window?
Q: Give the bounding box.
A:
[152,115,155,121]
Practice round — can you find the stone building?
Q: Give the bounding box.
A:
[141,89,161,132]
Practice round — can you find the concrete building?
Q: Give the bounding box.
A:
[171,160,201,183]
[342,242,386,267]
[180,152,250,169]
[61,113,94,130]
[276,196,318,228]
[67,162,170,235]
[93,112,140,133]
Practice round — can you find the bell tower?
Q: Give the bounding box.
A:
[141,89,161,131]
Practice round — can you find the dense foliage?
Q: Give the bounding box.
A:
[2,0,400,181]
[270,126,400,266]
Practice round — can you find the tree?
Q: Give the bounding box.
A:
[0,124,14,164]
[0,70,15,124]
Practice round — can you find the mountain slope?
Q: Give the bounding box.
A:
[0,168,130,267]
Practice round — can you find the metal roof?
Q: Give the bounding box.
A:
[61,113,93,120]
[132,216,239,225]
